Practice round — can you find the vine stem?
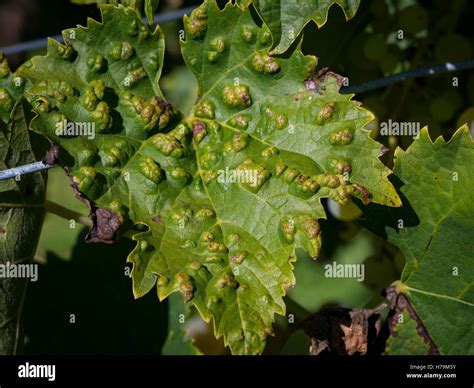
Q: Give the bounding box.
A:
[45,200,92,227]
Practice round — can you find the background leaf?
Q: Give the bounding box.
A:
[361,126,474,354]
[0,100,48,354]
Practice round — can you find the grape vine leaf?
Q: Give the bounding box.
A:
[362,126,474,355]
[252,0,361,54]
[0,100,49,354]
[19,2,399,354]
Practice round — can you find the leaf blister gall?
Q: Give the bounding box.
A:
[139,156,163,184]
[222,84,252,108]
[252,51,280,74]
[184,6,208,39]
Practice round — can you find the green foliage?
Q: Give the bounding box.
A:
[301,0,474,145]
[16,1,402,354]
[253,0,361,54]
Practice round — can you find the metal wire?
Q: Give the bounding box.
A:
[0,161,56,180]
[340,59,474,94]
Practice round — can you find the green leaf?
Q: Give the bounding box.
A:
[252,0,361,54]
[20,2,399,354]
[0,100,48,354]
[363,126,474,354]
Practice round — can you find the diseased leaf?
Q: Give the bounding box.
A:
[253,0,361,54]
[385,311,430,355]
[362,126,474,355]
[0,100,48,354]
[19,2,399,354]
[384,286,433,355]
[300,304,387,355]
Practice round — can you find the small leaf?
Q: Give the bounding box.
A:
[145,0,159,25]
[253,0,361,54]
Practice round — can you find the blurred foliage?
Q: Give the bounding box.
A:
[301,0,474,155]
[160,66,198,115]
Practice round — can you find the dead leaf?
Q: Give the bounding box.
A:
[301,304,387,355]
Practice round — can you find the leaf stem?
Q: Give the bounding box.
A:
[44,200,91,227]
